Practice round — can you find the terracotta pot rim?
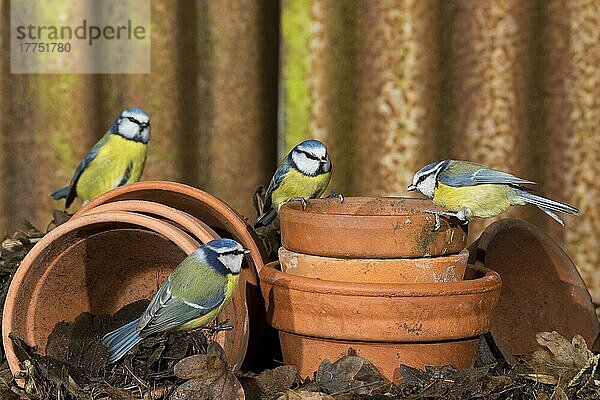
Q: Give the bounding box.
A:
[260,261,501,297]
[76,199,220,243]
[2,210,201,379]
[279,246,470,263]
[75,180,266,276]
[281,196,448,217]
[279,330,483,344]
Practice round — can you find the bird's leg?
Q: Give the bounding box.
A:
[326,191,344,204]
[423,209,466,231]
[289,197,308,210]
[428,211,442,231]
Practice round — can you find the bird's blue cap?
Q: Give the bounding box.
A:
[296,139,326,149]
[120,107,149,119]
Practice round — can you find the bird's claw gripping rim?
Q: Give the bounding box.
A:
[204,320,234,334]
[290,197,308,210]
[326,191,344,204]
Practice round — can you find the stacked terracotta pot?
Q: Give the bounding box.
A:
[259,197,502,380]
[2,181,266,379]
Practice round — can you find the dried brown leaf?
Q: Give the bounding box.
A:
[170,372,244,400]
[171,349,244,400]
[277,390,335,400]
[173,353,228,381]
[240,365,300,399]
[316,350,385,395]
[522,331,594,387]
[537,332,591,368]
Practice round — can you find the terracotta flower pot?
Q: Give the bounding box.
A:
[2,211,203,378]
[278,247,468,283]
[260,261,501,380]
[74,201,250,371]
[76,199,220,241]
[279,197,467,258]
[74,181,268,368]
[75,181,266,283]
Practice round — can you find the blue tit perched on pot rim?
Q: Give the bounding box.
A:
[255,139,333,228]
[50,107,150,208]
[102,238,250,364]
[407,159,579,229]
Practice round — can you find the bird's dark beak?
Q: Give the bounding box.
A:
[407,184,416,191]
[243,248,251,255]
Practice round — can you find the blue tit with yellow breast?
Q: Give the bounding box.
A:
[407,159,579,230]
[51,107,150,208]
[255,139,333,228]
[102,238,250,364]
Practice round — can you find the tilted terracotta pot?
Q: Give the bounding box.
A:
[74,200,251,371]
[280,197,467,258]
[76,199,220,241]
[278,247,468,283]
[2,211,203,378]
[260,261,501,380]
[74,181,268,368]
[470,218,599,356]
[75,181,266,283]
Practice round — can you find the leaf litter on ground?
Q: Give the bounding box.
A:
[0,219,599,399]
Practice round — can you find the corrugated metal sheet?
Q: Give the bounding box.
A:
[279,0,599,300]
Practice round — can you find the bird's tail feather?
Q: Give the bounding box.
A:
[517,191,579,225]
[255,208,277,228]
[50,186,69,200]
[102,318,142,364]
[538,207,565,226]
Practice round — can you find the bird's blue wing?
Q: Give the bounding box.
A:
[136,255,228,336]
[137,276,226,336]
[64,133,110,206]
[262,161,290,212]
[438,161,535,187]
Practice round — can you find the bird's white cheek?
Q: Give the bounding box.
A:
[218,254,243,274]
[118,120,138,139]
[418,178,436,198]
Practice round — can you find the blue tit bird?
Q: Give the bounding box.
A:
[50,107,151,208]
[255,139,334,228]
[102,238,250,364]
[407,160,579,230]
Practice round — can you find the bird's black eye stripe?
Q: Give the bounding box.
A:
[127,116,142,125]
[220,249,246,256]
[298,149,319,161]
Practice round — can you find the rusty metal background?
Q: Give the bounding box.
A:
[0,0,598,300]
[279,0,599,301]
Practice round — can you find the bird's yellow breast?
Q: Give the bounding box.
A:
[433,182,519,218]
[177,273,240,331]
[76,135,147,202]
[272,168,331,211]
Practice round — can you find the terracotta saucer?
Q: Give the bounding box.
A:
[469,218,599,356]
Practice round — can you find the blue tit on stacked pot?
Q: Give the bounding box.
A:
[102,238,250,364]
[407,159,579,229]
[50,108,151,208]
[255,139,332,228]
